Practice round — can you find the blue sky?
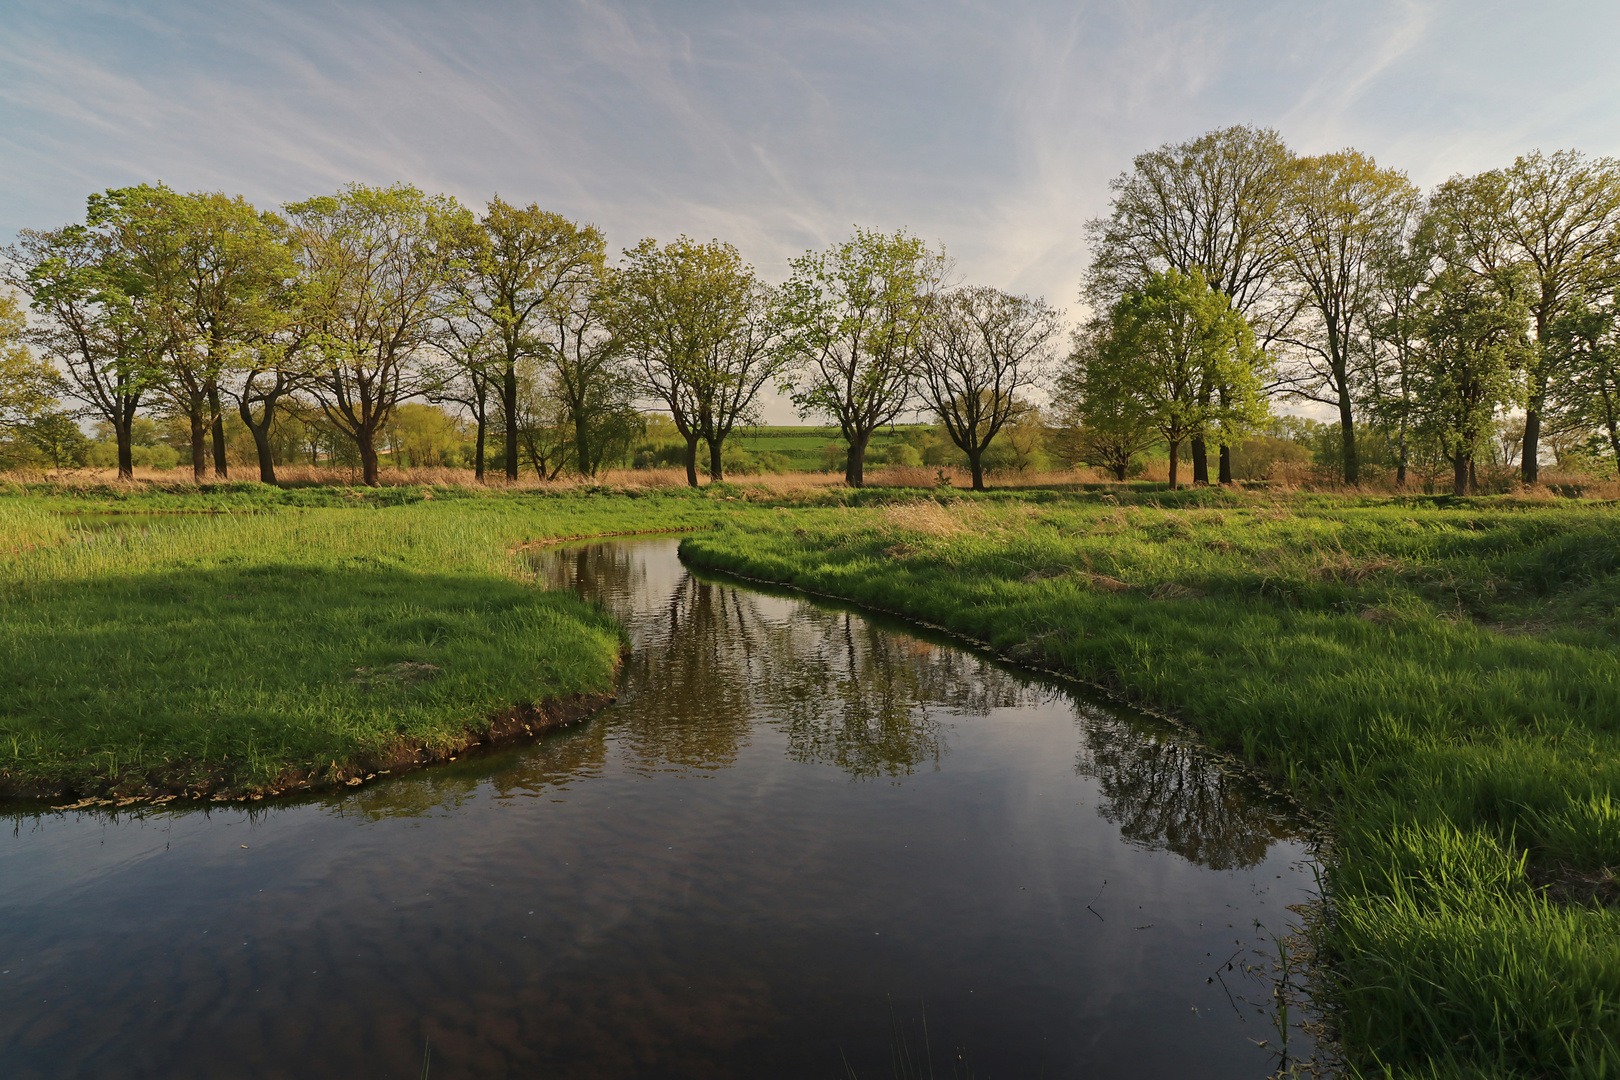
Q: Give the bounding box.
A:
[4,0,1618,419]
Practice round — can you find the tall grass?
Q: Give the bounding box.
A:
[679,491,1620,1078]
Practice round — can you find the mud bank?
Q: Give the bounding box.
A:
[1,690,618,808]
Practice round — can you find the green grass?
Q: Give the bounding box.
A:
[677,487,1620,1079]
[0,485,759,797]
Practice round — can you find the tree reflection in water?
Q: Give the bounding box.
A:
[1072,708,1299,870]
[526,542,1042,781]
[523,541,1302,868]
[756,610,1037,779]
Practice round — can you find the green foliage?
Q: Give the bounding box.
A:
[610,235,782,483]
[779,227,948,485]
[1410,256,1532,493]
[0,293,62,433]
[681,492,1620,1078]
[285,183,474,485]
[16,412,90,468]
[882,442,922,467]
[1081,270,1268,487]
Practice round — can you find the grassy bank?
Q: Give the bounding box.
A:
[0,484,756,800]
[679,488,1620,1079]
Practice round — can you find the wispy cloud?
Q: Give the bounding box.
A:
[3,0,1618,324]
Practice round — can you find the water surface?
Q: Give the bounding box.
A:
[0,538,1319,1078]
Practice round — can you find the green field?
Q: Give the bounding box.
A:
[679,488,1620,1080]
[727,424,933,470]
[0,482,757,798]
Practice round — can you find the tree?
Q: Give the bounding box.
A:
[18,412,90,469]
[1413,265,1532,494]
[780,228,948,486]
[1086,125,1294,483]
[509,355,573,479]
[451,198,605,481]
[541,255,639,478]
[230,329,310,484]
[1362,204,1433,487]
[85,186,294,480]
[429,317,498,480]
[0,293,62,435]
[1274,150,1421,483]
[610,237,783,485]
[915,286,1060,490]
[4,222,169,479]
[692,270,784,482]
[1054,318,1160,480]
[285,184,471,486]
[1550,297,1620,472]
[1434,152,1620,483]
[1097,270,1267,489]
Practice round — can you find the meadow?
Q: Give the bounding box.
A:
[0,479,761,799]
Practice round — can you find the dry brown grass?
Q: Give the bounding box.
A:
[879,499,978,537]
[1310,549,1405,584]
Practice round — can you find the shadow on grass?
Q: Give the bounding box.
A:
[0,564,622,796]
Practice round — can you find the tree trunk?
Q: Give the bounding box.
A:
[1396,428,1408,489]
[683,434,700,487]
[845,432,869,487]
[1521,405,1542,485]
[708,437,724,482]
[1218,444,1232,485]
[360,430,380,487]
[575,421,594,479]
[240,399,278,484]
[1114,462,1128,482]
[1603,396,1620,466]
[116,423,134,481]
[208,382,228,478]
[1191,437,1209,485]
[190,408,208,480]
[503,360,519,481]
[250,425,276,483]
[1468,457,1478,495]
[473,399,487,481]
[1166,439,1180,490]
[968,449,985,491]
[1450,452,1467,496]
[1337,392,1359,485]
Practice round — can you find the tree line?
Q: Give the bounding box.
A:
[5,130,1618,495]
[1069,126,1620,494]
[0,187,1058,490]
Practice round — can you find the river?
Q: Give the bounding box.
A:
[0,537,1322,1078]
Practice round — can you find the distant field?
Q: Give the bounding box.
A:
[728,424,932,470]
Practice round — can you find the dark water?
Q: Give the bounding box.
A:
[0,539,1320,1079]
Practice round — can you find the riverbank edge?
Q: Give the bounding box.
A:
[0,682,622,809]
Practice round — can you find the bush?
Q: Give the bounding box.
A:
[721,444,789,475]
[1230,435,1312,480]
